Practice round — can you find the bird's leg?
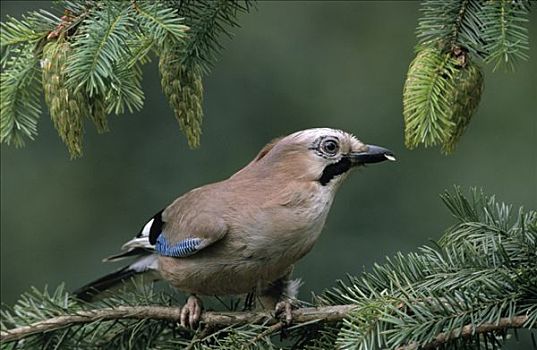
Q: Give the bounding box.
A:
[243,289,256,311]
[274,299,294,325]
[180,294,203,329]
[258,268,301,325]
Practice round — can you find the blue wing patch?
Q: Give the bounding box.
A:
[155,235,202,257]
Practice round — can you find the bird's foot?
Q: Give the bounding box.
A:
[243,291,256,311]
[180,295,203,329]
[274,299,296,325]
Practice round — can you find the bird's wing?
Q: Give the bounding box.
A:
[105,192,228,261]
[157,193,228,257]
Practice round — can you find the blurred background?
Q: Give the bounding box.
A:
[1,0,536,338]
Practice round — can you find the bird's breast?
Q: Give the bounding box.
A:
[158,183,337,296]
[236,183,336,263]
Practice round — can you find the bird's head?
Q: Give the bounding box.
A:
[238,128,395,188]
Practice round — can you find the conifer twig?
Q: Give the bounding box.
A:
[396,315,529,350]
[0,304,356,343]
[1,305,530,347]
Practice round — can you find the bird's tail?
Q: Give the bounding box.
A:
[74,254,160,301]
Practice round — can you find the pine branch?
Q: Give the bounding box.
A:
[403,46,483,153]
[397,315,529,350]
[1,188,535,349]
[417,0,483,55]
[320,187,536,349]
[0,10,58,67]
[0,1,251,156]
[65,2,133,97]
[171,0,253,73]
[0,45,42,147]
[2,305,530,347]
[481,0,530,71]
[156,0,252,148]
[0,304,355,343]
[405,0,531,154]
[134,1,187,48]
[0,15,44,57]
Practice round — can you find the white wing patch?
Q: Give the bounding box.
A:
[140,218,154,238]
[103,218,156,262]
[121,237,152,251]
[121,218,155,250]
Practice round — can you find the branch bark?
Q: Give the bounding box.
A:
[0,304,530,348]
[0,304,355,343]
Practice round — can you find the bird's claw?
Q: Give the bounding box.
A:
[180,295,203,329]
[274,299,295,325]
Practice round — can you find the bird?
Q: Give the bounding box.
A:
[74,128,395,328]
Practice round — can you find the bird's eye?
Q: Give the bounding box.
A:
[321,138,339,155]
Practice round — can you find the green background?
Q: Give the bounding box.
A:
[1,1,536,345]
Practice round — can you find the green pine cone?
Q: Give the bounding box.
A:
[403,47,459,149]
[42,41,86,158]
[442,57,484,154]
[404,45,484,154]
[89,94,109,134]
[159,45,203,148]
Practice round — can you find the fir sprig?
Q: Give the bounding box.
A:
[0,0,251,157]
[322,187,536,349]
[135,1,188,49]
[156,0,252,148]
[0,10,58,67]
[172,0,253,73]
[404,0,531,154]
[0,8,58,147]
[481,0,531,71]
[417,0,484,56]
[0,45,42,147]
[1,16,43,67]
[65,3,134,97]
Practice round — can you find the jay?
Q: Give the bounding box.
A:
[74,128,395,327]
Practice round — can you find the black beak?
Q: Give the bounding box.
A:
[349,145,396,165]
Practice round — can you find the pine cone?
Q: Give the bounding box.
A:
[403,46,458,149]
[442,50,484,154]
[42,40,86,158]
[159,44,203,148]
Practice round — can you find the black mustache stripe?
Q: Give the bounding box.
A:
[318,157,352,186]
